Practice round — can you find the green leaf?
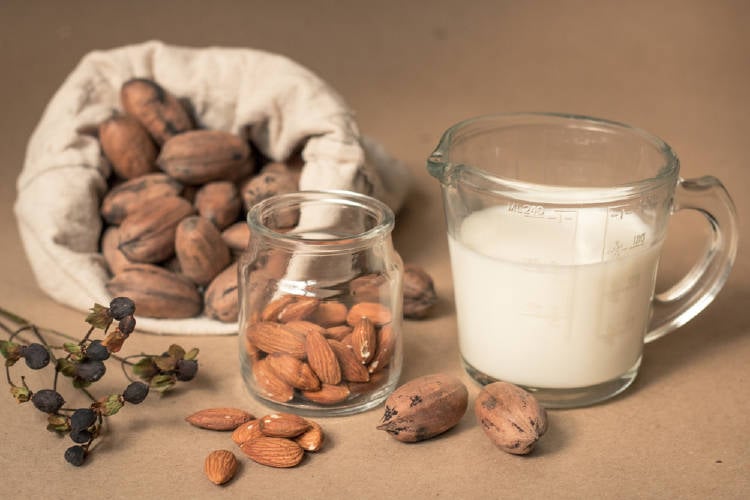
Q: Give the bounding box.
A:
[57,358,77,378]
[132,358,158,379]
[73,378,92,389]
[85,303,112,330]
[153,355,177,372]
[10,385,30,403]
[0,340,21,360]
[183,348,199,361]
[167,344,186,360]
[48,414,68,426]
[63,342,82,355]
[96,394,124,416]
[150,374,176,393]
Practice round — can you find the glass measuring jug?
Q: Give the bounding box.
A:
[427,113,738,408]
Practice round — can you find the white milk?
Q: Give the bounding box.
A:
[448,205,662,388]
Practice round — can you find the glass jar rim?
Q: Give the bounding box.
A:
[427,112,680,203]
[247,190,395,252]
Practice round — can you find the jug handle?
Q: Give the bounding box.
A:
[645,176,739,343]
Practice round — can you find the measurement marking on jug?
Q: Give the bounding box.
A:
[630,232,646,248]
[507,202,545,217]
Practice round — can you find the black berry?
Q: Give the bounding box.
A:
[70,408,97,431]
[76,359,106,382]
[118,315,136,335]
[64,445,86,466]
[85,340,110,361]
[109,297,135,320]
[20,343,50,370]
[175,359,198,382]
[31,389,65,414]
[122,381,149,404]
[70,428,92,444]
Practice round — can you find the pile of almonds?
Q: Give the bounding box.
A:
[186,407,325,485]
[246,295,396,405]
[98,78,301,322]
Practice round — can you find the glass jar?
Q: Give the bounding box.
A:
[238,190,403,416]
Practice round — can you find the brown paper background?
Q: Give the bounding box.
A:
[0,1,747,498]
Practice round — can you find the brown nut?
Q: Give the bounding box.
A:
[474,381,548,455]
[377,373,468,443]
[301,384,351,405]
[245,322,307,359]
[194,181,242,230]
[327,339,370,383]
[403,265,438,319]
[252,357,294,403]
[106,263,202,319]
[203,262,240,323]
[204,449,238,485]
[294,420,324,452]
[185,407,254,431]
[240,437,304,468]
[175,216,231,286]
[99,115,157,179]
[100,173,183,225]
[346,302,392,327]
[221,222,251,253]
[121,78,193,144]
[101,226,132,275]
[240,170,298,227]
[368,324,395,374]
[258,413,311,438]
[266,353,321,391]
[118,196,194,263]
[351,317,377,364]
[158,130,252,185]
[305,330,342,385]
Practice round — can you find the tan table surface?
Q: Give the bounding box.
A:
[1,1,748,498]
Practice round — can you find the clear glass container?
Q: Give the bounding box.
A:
[238,190,403,416]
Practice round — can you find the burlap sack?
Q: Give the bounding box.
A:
[14,40,409,335]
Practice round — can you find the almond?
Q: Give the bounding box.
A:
[475,381,548,455]
[259,413,310,438]
[266,353,321,391]
[301,384,351,405]
[240,437,304,468]
[349,273,387,303]
[261,295,295,322]
[285,320,327,337]
[231,419,263,445]
[310,301,348,327]
[294,420,324,452]
[305,330,342,385]
[349,369,388,395]
[324,325,353,341]
[246,322,307,359]
[278,297,319,323]
[328,339,370,383]
[377,374,468,443]
[368,324,396,374]
[204,449,238,485]
[351,317,377,364]
[185,408,254,431]
[347,302,392,327]
[252,358,294,403]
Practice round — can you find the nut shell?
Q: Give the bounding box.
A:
[118,196,194,263]
[121,78,193,144]
[203,262,240,322]
[158,130,251,185]
[377,373,468,443]
[194,181,241,230]
[100,173,182,224]
[474,381,548,455]
[106,263,202,319]
[175,216,231,286]
[403,265,438,319]
[99,115,157,179]
[101,226,132,275]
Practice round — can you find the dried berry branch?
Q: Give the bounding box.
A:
[0,297,200,466]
